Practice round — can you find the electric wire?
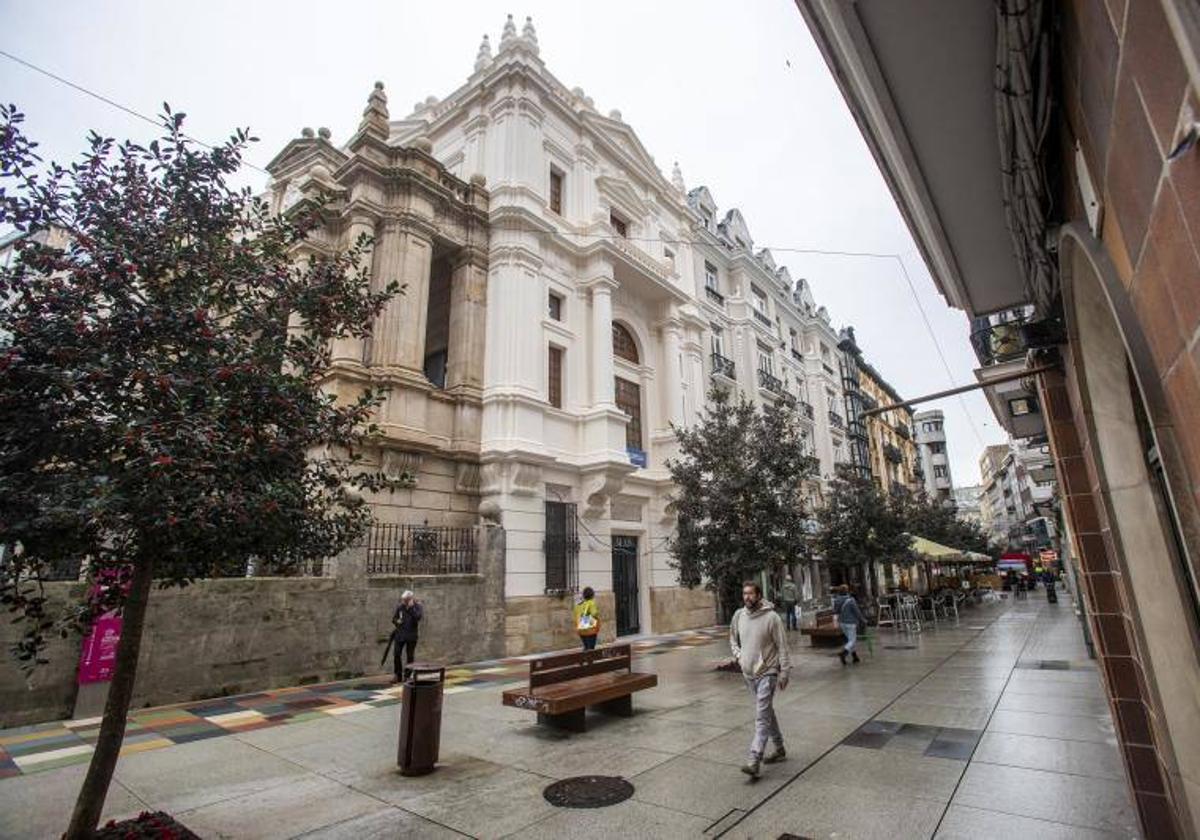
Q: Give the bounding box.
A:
[2,46,993,456]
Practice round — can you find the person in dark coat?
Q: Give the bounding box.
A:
[392,590,423,683]
[833,585,865,666]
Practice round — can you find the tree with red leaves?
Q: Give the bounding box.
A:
[0,104,400,838]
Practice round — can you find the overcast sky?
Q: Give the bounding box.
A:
[1,0,1008,485]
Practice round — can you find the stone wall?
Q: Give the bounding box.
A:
[503,592,617,656]
[0,581,86,728]
[0,525,505,727]
[649,586,719,634]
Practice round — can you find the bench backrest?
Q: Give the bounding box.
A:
[529,644,633,689]
[814,609,835,626]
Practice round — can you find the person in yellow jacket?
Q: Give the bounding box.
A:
[573,586,600,650]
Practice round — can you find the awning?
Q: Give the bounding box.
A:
[910,535,965,560]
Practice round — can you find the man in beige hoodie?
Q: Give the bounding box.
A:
[730,580,791,778]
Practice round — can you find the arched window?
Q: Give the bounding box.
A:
[612,323,639,364]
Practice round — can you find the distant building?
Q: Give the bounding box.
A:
[978,440,1056,553]
[914,409,953,502]
[951,484,983,527]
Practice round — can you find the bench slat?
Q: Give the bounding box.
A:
[503,671,657,715]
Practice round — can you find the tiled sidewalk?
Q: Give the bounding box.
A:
[0,626,727,779]
[0,599,1139,839]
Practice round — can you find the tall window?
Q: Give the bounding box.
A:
[549,168,564,214]
[544,501,579,593]
[789,328,799,351]
[610,212,628,238]
[663,247,675,270]
[751,286,768,316]
[548,291,563,321]
[548,345,563,408]
[757,344,775,375]
[704,261,719,290]
[612,322,639,363]
[710,325,724,357]
[700,207,713,229]
[615,377,642,450]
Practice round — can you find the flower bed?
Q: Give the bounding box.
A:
[94,811,201,839]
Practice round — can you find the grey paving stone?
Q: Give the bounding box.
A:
[998,691,1113,717]
[935,804,1133,839]
[514,797,711,839]
[176,772,388,840]
[883,700,993,730]
[512,741,675,780]
[799,744,966,801]
[113,735,309,814]
[721,778,946,840]
[973,731,1127,780]
[292,806,463,839]
[628,754,789,820]
[988,709,1118,745]
[0,764,148,840]
[953,762,1140,835]
[391,764,560,839]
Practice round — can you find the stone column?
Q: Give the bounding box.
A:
[446,249,488,393]
[371,221,432,370]
[661,317,684,427]
[589,277,618,408]
[330,214,376,366]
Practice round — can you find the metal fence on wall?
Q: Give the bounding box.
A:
[365,523,478,575]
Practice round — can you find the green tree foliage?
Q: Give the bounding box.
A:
[813,464,911,569]
[892,488,998,557]
[0,104,399,837]
[667,387,818,615]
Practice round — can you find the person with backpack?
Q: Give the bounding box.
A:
[574,586,601,650]
[833,584,865,666]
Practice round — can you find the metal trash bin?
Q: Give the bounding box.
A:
[398,662,445,776]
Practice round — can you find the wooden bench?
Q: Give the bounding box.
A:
[800,608,845,647]
[501,644,657,732]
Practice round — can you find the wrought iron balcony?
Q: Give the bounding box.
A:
[799,400,815,420]
[860,393,878,412]
[757,368,783,394]
[895,423,911,440]
[822,363,836,376]
[828,411,845,429]
[790,348,804,362]
[753,308,772,328]
[710,352,735,380]
[705,285,725,307]
[884,442,903,464]
[970,315,1028,366]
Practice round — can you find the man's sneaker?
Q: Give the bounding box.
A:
[740,760,761,779]
[852,651,861,664]
[838,650,848,666]
[764,745,787,764]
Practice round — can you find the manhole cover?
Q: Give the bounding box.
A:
[883,644,918,650]
[543,775,635,808]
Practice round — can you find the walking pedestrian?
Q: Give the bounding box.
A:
[833,584,865,666]
[391,590,423,683]
[574,586,600,650]
[780,575,799,631]
[730,581,790,779]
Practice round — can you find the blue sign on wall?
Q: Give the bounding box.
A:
[627,447,647,468]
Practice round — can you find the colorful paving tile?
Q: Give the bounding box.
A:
[0,625,725,778]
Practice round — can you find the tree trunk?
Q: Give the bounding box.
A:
[64,559,154,839]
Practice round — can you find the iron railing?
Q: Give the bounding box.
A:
[799,400,815,420]
[895,423,911,440]
[884,443,903,464]
[971,316,1028,366]
[544,501,580,593]
[705,286,725,307]
[365,523,478,575]
[711,352,736,380]
[828,411,845,429]
[753,309,772,328]
[790,348,804,363]
[757,368,783,394]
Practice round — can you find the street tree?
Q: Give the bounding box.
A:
[667,387,818,616]
[813,464,911,574]
[0,105,400,838]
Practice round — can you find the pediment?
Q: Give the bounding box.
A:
[720,208,753,250]
[596,173,650,218]
[585,113,664,186]
[757,248,777,272]
[687,185,716,212]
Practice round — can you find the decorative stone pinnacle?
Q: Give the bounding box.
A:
[474,33,493,72]
[501,13,517,46]
[359,80,390,139]
[301,127,315,139]
[522,16,539,52]
[317,127,331,140]
[671,161,685,192]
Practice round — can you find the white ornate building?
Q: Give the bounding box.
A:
[270,16,852,651]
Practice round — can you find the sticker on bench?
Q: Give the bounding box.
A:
[512,695,550,712]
